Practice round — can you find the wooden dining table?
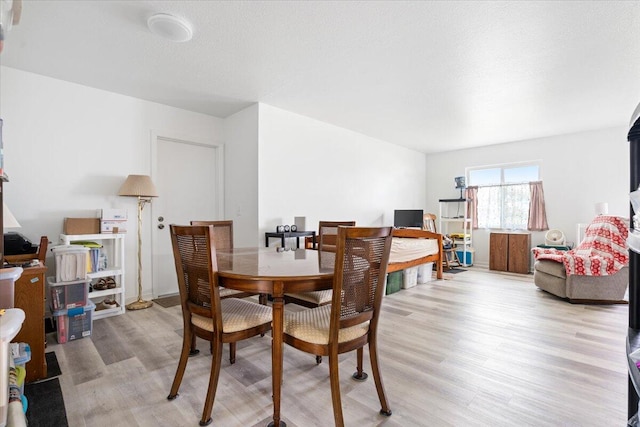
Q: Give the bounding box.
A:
[215,247,335,427]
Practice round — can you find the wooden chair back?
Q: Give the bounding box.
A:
[331,226,392,332]
[190,220,233,250]
[318,221,356,252]
[423,213,437,233]
[170,225,223,329]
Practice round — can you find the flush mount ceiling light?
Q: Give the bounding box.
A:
[147,13,193,42]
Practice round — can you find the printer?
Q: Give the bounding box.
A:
[4,232,37,256]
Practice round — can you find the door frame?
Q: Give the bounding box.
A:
[150,130,225,298]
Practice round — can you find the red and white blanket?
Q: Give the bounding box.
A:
[532,215,628,276]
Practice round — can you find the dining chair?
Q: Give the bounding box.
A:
[189,220,268,354]
[284,220,355,308]
[283,226,394,426]
[167,224,272,426]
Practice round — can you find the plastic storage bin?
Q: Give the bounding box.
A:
[0,267,23,309]
[455,248,475,266]
[402,267,419,289]
[417,262,434,283]
[52,300,95,344]
[0,308,25,427]
[52,245,89,282]
[47,277,89,310]
[385,271,403,295]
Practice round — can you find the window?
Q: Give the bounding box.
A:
[468,162,540,230]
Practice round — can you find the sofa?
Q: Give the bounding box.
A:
[532,215,629,304]
[533,259,628,303]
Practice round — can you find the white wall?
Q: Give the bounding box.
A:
[223,104,260,246]
[425,126,630,268]
[257,104,427,244]
[0,66,223,302]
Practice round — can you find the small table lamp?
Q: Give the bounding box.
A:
[119,174,158,310]
[3,203,21,229]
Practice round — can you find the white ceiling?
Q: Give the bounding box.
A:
[1,1,639,153]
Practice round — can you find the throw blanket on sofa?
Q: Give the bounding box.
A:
[532,215,628,276]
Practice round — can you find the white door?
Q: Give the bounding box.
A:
[151,134,224,297]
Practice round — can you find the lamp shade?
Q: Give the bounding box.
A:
[3,203,21,228]
[118,175,158,198]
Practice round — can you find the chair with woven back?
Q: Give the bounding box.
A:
[283,225,394,425]
[189,220,267,355]
[284,220,355,308]
[167,224,272,426]
[423,213,460,270]
[190,220,256,300]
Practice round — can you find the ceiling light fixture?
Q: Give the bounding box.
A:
[147,13,193,42]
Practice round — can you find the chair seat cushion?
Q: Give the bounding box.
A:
[284,290,333,305]
[284,304,369,345]
[534,260,566,278]
[219,286,249,298]
[191,298,272,334]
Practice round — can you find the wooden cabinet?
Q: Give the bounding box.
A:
[12,262,47,382]
[489,232,531,274]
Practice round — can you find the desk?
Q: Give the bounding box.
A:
[265,231,316,249]
[12,262,47,382]
[216,247,333,427]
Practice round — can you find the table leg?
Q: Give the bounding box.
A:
[281,236,285,248]
[296,237,300,249]
[266,235,270,247]
[268,281,286,427]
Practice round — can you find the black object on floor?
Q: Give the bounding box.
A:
[45,317,57,334]
[153,294,181,308]
[24,377,69,427]
[45,351,61,378]
[446,268,467,274]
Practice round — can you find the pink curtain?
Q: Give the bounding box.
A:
[528,181,549,231]
[465,186,478,229]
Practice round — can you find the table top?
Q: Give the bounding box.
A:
[216,247,334,281]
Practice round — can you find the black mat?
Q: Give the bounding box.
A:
[45,351,61,378]
[446,268,467,274]
[24,377,68,427]
[153,294,181,308]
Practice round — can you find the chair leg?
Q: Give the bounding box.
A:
[229,342,236,364]
[190,332,200,356]
[200,338,223,426]
[368,339,392,417]
[168,325,193,400]
[352,347,368,381]
[328,350,345,427]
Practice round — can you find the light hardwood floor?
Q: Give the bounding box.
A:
[47,268,629,426]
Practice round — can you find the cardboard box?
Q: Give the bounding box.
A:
[64,218,100,235]
[99,209,127,220]
[100,219,127,234]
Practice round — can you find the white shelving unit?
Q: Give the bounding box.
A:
[438,198,473,267]
[59,233,126,320]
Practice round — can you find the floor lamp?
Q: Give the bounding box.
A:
[119,174,158,310]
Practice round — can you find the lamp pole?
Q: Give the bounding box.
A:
[126,196,153,310]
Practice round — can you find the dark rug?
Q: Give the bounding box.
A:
[446,268,467,274]
[45,351,61,378]
[24,377,68,426]
[153,294,181,308]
